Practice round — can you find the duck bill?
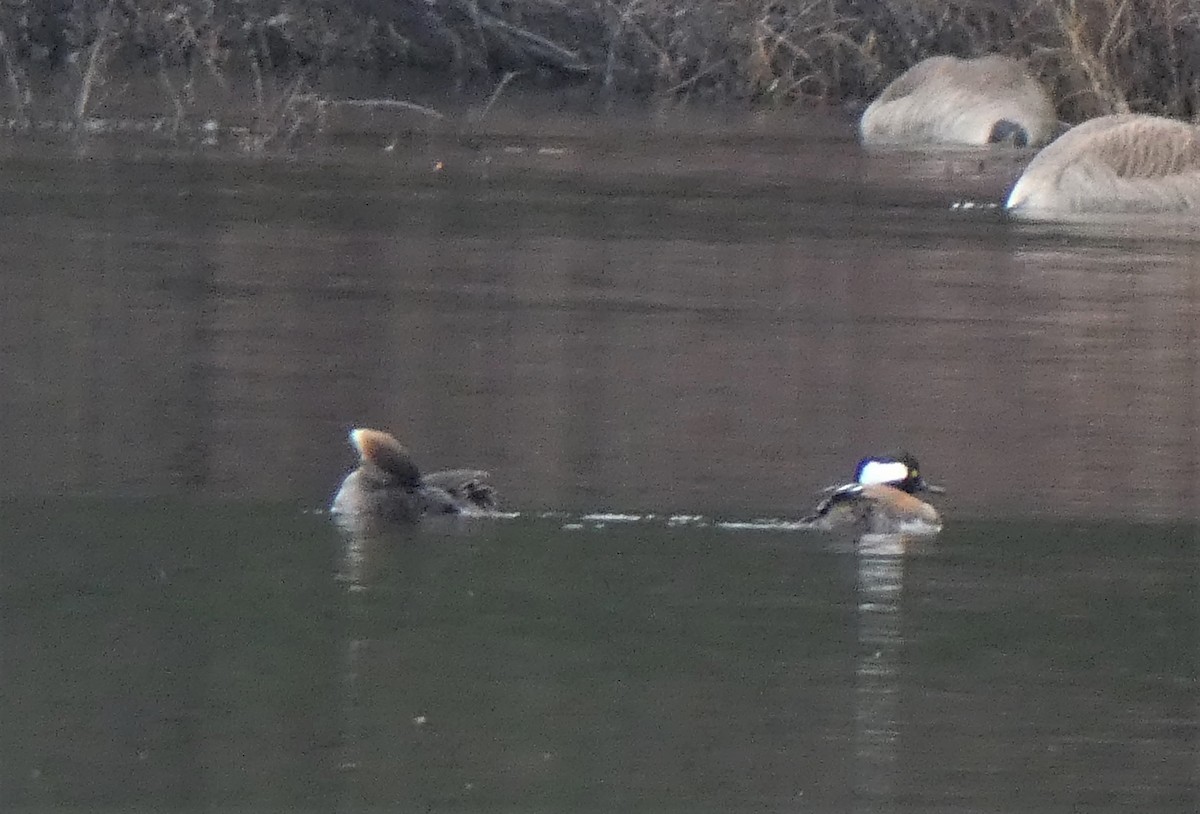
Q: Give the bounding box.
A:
[921,480,947,494]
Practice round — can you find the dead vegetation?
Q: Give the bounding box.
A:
[0,0,1196,148]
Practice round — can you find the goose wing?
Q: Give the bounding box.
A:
[801,483,863,523]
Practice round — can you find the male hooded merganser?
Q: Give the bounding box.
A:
[802,453,945,534]
[331,428,497,524]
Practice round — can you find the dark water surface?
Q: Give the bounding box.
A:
[1,111,1197,811]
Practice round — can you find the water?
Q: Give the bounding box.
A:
[0,110,1197,811]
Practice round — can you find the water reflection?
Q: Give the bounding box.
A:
[852,534,908,809]
[1,500,1194,812]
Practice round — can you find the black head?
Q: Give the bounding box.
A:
[988,118,1030,147]
[853,453,945,495]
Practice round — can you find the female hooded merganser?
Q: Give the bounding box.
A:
[802,453,945,535]
[331,428,497,524]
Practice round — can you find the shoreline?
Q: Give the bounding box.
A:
[0,0,1194,147]
[0,67,871,153]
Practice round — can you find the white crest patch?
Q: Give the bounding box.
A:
[858,460,909,486]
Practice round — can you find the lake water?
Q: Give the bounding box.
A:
[0,109,1196,812]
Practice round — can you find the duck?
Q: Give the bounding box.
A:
[802,453,945,535]
[860,54,1057,148]
[331,428,497,524]
[1005,113,1200,218]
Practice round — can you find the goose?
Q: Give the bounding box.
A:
[1005,113,1200,217]
[860,54,1057,148]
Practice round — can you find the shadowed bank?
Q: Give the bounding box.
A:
[3,0,1200,145]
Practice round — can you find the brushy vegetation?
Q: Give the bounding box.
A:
[0,0,1197,147]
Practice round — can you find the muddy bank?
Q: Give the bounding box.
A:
[0,0,1195,146]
